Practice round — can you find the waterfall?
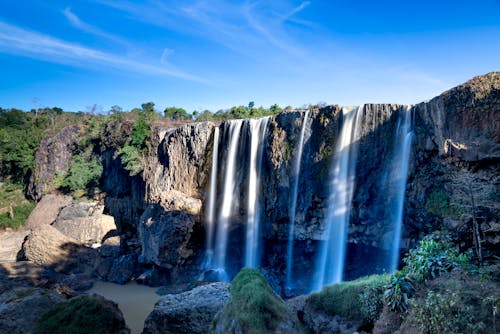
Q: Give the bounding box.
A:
[313,106,363,291]
[389,106,413,272]
[203,126,220,268]
[244,117,270,268]
[285,110,310,290]
[213,120,244,280]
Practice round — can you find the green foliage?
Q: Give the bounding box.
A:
[411,290,485,334]
[164,106,191,120]
[118,145,144,176]
[403,236,467,283]
[310,274,387,322]
[61,156,103,192]
[384,271,416,312]
[217,268,288,334]
[425,189,449,217]
[36,295,125,334]
[0,183,35,230]
[131,115,150,149]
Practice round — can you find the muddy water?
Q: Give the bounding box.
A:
[88,281,160,334]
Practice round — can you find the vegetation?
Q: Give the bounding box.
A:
[36,295,127,334]
[213,268,288,334]
[309,274,387,323]
[0,183,35,230]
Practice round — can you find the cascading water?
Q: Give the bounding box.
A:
[244,117,270,268]
[388,106,413,272]
[313,106,363,291]
[203,126,220,268]
[285,110,310,290]
[213,120,244,280]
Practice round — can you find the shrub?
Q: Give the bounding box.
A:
[61,155,103,192]
[384,271,416,313]
[403,236,467,283]
[411,290,485,334]
[117,145,144,176]
[309,274,387,323]
[36,295,127,334]
[213,268,288,334]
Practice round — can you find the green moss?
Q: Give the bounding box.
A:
[36,295,125,334]
[220,268,288,334]
[425,189,449,217]
[309,274,387,322]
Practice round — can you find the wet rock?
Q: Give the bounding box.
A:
[143,282,230,334]
[107,254,137,284]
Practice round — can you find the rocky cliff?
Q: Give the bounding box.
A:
[27,72,499,288]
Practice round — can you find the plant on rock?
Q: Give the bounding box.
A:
[384,271,415,313]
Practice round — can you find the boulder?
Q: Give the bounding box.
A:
[22,224,97,273]
[0,287,65,334]
[143,282,230,334]
[37,294,130,334]
[0,230,29,262]
[24,194,72,229]
[53,202,116,245]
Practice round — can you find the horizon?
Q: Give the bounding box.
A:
[0,1,499,113]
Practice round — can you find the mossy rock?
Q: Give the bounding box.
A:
[211,268,289,334]
[36,295,130,334]
[307,274,387,323]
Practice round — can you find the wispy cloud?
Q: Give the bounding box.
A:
[62,7,130,48]
[0,20,207,83]
[287,1,311,19]
[94,0,312,60]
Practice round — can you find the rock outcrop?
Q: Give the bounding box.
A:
[27,125,81,200]
[143,282,230,334]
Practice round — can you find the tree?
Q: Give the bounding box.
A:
[141,102,155,114]
[164,107,190,120]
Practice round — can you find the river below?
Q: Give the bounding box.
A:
[87,281,160,334]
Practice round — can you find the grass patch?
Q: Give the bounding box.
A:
[214,268,288,334]
[0,183,34,230]
[36,295,126,334]
[308,274,388,323]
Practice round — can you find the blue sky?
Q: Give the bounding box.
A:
[0,0,499,113]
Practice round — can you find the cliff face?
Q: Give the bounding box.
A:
[28,72,499,286]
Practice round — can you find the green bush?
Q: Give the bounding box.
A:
[411,290,485,334]
[214,268,288,334]
[309,274,387,322]
[118,145,144,176]
[404,236,467,283]
[384,271,416,312]
[36,295,127,334]
[425,189,449,217]
[61,155,103,192]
